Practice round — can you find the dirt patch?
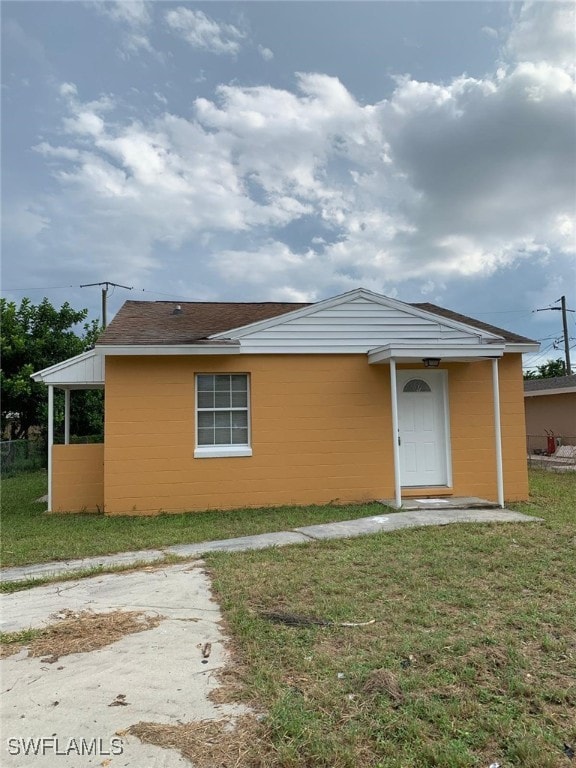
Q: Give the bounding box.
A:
[128,714,267,768]
[0,609,163,660]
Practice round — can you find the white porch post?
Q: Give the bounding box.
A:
[47,385,54,512]
[491,358,505,509]
[389,359,402,509]
[64,389,70,445]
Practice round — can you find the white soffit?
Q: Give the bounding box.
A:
[31,350,104,388]
[209,288,504,353]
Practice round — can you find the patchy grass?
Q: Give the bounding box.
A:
[196,470,576,768]
[0,609,162,659]
[0,627,44,657]
[1,470,385,567]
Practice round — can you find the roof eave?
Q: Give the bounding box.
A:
[97,343,239,356]
[505,343,540,353]
[524,387,576,397]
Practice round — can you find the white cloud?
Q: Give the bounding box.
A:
[481,26,499,40]
[258,44,274,61]
[165,8,245,56]
[19,2,576,307]
[505,1,576,71]
[102,0,151,27]
[2,203,50,240]
[95,0,155,58]
[59,82,78,98]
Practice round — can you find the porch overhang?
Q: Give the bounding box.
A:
[31,350,104,514]
[31,349,104,390]
[382,346,507,511]
[367,342,506,365]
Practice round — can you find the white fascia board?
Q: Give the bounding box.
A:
[233,344,402,354]
[506,343,540,353]
[209,287,503,342]
[367,343,505,364]
[524,387,576,397]
[98,344,239,356]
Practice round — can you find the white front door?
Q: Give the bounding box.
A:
[397,370,449,487]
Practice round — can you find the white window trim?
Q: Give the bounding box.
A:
[194,445,253,459]
[194,373,252,459]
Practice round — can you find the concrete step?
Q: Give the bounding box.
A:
[379,496,501,511]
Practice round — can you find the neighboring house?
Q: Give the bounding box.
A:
[32,288,538,515]
[524,374,576,446]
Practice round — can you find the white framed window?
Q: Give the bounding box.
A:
[194,374,252,458]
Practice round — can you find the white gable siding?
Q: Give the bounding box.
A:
[32,350,105,387]
[237,297,487,352]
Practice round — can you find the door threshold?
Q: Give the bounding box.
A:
[401,487,453,498]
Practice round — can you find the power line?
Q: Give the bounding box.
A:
[464,308,533,315]
[134,287,201,301]
[2,284,201,302]
[1,285,77,292]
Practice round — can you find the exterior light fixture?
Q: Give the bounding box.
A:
[172,305,183,315]
[423,358,441,368]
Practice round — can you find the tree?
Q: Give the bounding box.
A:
[0,298,102,439]
[524,358,566,380]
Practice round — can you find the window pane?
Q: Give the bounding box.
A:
[215,427,231,444]
[197,412,214,429]
[403,379,431,393]
[231,392,247,408]
[231,411,247,428]
[214,391,231,408]
[215,412,231,428]
[197,427,214,446]
[215,375,231,392]
[231,375,247,391]
[231,428,248,444]
[197,375,214,391]
[197,391,214,409]
[196,374,250,450]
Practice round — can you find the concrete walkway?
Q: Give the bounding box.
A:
[0,508,542,584]
[1,563,247,767]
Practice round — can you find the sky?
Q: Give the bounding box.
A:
[2,0,575,371]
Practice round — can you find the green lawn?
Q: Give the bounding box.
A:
[0,470,384,567]
[200,470,576,768]
[1,470,574,765]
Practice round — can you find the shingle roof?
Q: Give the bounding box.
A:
[524,374,576,393]
[97,301,311,345]
[412,303,536,344]
[97,298,536,346]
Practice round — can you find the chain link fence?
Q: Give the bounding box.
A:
[0,439,47,477]
[527,434,576,471]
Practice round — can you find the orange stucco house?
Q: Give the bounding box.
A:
[32,288,538,515]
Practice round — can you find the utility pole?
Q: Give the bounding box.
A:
[80,281,133,328]
[560,295,572,376]
[535,295,574,375]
